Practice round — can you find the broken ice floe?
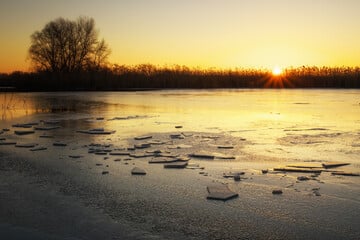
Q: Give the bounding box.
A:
[15,143,38,148]
[14,130,35,135]
[206,185,238,201]
[77,128,116,135]
[34,126,61,130]
[131,167,147,175]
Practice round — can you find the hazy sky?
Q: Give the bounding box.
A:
[1,0,360,72]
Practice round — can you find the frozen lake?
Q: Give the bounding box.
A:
[0,89,360,239]
[1,89,360,164]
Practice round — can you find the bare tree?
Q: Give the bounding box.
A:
[29,17,110,72]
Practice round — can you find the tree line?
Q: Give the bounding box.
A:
[1,64,360,90]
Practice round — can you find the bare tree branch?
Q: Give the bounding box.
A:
[28,17,110,72]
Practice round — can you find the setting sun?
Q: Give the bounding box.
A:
[272,67,283,76]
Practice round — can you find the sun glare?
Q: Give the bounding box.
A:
[272,67,282,76]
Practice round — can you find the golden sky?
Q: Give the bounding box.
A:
[0,0,360,73]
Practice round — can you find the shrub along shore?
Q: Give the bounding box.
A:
[1,65,360,91]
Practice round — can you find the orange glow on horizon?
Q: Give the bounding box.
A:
[272,67,283,76]
[1,1,360,73]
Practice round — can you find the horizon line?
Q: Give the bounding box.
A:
[2,63,360,75]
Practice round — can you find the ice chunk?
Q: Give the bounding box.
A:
[206,185,238,201]
[131,167,147,175]
[164,162,188,168]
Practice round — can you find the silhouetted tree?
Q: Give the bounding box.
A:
[28,17,110,72]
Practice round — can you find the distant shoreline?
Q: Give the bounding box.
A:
[1,65,360,90]
[0,87,163,92]
[1,87,360,93]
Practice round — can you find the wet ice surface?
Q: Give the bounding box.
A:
[0,90,360,239]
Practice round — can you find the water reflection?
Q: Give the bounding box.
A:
[1,92,30,120]
[1,90,360,132]
[1,89,360,165]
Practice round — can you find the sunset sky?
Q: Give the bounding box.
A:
[0,0,360,73]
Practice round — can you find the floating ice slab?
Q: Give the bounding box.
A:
[331,171,359,176]
[206,185,238,201]
[286,163,323,169]
[164,162,188,169]
[94,152,108,155]
[77,129,115,135]
[0,141,17,145]
[223,172,245,178]
[129,153,154,158]
[12,122,38,128]
[146,140,165,145]
[14,130,35,135]
[15,143,38,148]
[322,162,350,169]
[189,152,215,159]
[149,158,178,164]
[34,126,60,130]
[30,146,47,151]
[131,167,146,175]
[134,135,152,140]
[217,145,234,149]
[273,167,322,173]
[53,142,67,147]
[146,149,163,154]
[134,143,151,149]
